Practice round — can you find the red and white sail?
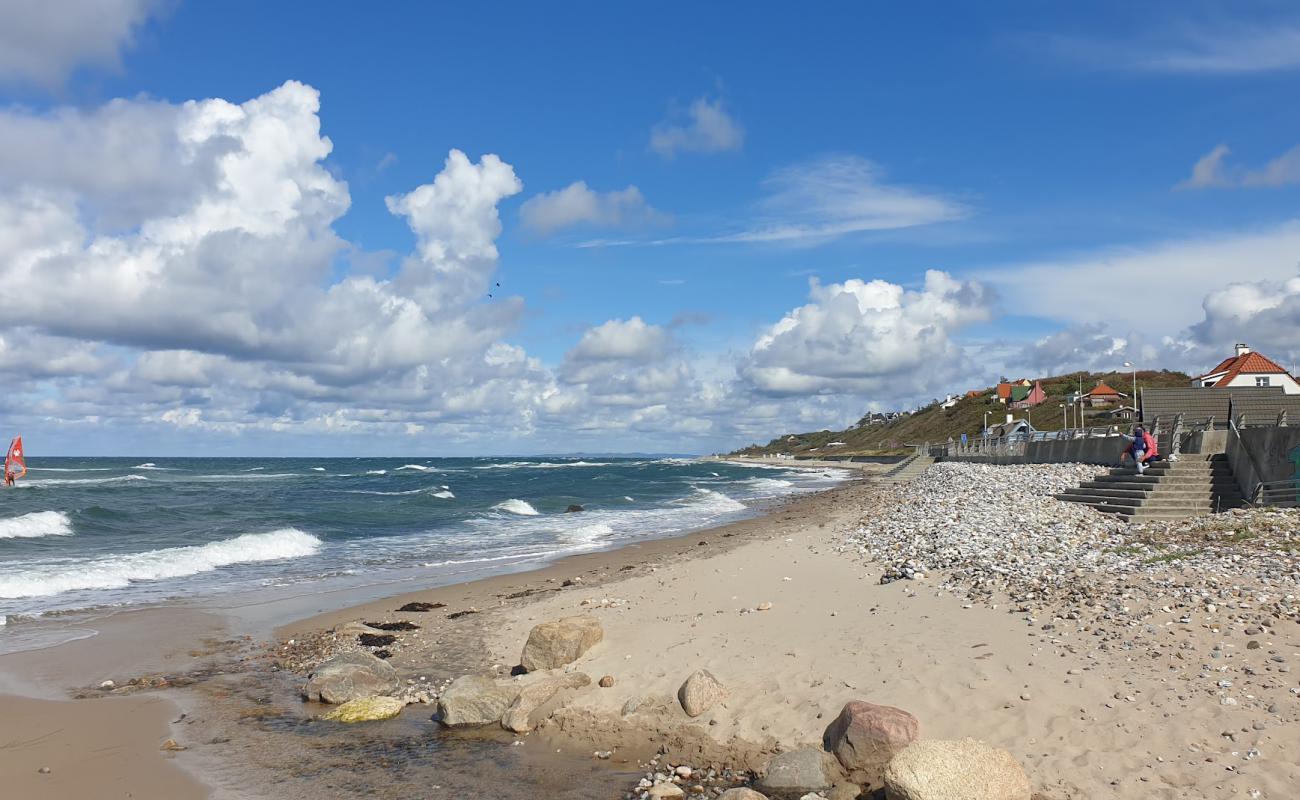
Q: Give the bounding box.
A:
[6,436,26,480]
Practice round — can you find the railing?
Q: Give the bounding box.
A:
[1254,478,1300,507]
[1225,418,1267,505]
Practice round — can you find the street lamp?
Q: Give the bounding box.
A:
[1123,361,1138,415]
[1059,402,1067,430]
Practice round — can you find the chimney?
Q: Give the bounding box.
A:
[1236,343,1251,357]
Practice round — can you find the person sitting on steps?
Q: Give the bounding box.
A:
[1119,424,1158,474]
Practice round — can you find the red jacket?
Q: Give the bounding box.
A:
[1126,430,1157,458]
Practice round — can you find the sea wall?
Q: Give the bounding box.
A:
[1227,426,1300,505]
[939,435,1127,466]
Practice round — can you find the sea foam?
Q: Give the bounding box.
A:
[0,511,74,539]
[493,499,540,516]
[0,528,321,598]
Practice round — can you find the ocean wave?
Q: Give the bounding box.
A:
[474,460,617,470]
[742,477,795,492]
[311,467,326,472]
[0,528,322,599]
[566,522,613,544]
[396,464,431,471]
[682,488,747,514]
[366,469,388,475]
[187,473,298,481]
[22,475,149,488]
[346,488,427,496]
[132,463,175,470]
[0,511,74,539]
[242,467,266,471]
[28,467,111,472]
[493,499,540,516]
[431,490,455,499]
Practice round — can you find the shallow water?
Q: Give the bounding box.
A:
[0,457,844,621]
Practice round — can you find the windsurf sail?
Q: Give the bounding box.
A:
[6,436,26,481]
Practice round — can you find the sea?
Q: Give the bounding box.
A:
[0,456,845,625]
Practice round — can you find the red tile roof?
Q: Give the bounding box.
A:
[1198,351,1290,386]
[1088,382,1121,397]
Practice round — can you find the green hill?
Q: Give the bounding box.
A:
[731,369,1192,457]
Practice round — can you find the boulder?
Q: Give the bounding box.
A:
[565,504,585,513]
[647,785,685,799]
[301,651,399,704]
[437,675,519,727]
[822,700,919,786]
[718,790,770,800]
[677,669,727,717]
[883,738,1031,800]
[501,672,592,733]
[757,749,842,798]
[520,616,603,672]
[322,696,404,723]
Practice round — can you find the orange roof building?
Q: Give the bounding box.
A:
[1194,344,1299,395]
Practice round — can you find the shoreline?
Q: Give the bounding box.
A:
[6,457,1294,799]
[0,466,876,800]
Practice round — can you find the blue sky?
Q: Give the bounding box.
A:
[1,2,1299,454]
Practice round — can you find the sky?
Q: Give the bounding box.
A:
[1,1,1299,456]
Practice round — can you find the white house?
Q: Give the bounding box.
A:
[1194,344,1300,394]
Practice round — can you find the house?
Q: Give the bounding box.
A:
[1194,344,1300,395]
[940,394,959,410]
[995,378,1032,405]
[965,390,982,399]
[987,418,1035,440]
[1085,381,1126,407]
[1009,380,1046,410]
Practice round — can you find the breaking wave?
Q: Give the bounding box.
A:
[0,511,74,539]
[493,499,540,516]
[431,490,455,499]
[366,469,388,475]
[22,475,149,488]
[397,464,431,471]
[0,528,322,599]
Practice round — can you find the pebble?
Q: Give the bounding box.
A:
[37,767,51,775]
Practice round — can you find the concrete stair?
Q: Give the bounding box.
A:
[880,454,934,484]
[1055,454,1243,521]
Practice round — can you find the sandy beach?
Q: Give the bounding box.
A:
[3,459,1297,799]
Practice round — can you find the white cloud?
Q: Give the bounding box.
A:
[1187,275,1300,360]
[0,0,165,88]
[1041,22,1300,75]
[649,96,744,159]
[579,155,967,248]
[519,181,665,235]
[742,270,993,397]
[1177,143,1300,189]
[980,221,1300,337]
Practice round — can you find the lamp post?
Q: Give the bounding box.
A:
[1123,361,1138,417]
[1060,402,1067,430]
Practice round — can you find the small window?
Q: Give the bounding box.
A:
[1256,376,1270,387]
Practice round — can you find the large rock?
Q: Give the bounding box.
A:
[301,651,399,704]
[501,672,592,733]
[757,749,842,798]
[883,738,1031,800]
[520,616,603,672]
[718,790,769,800]
[677,669,727,717]
[822,700,919,786]
[322,696,404,723]
[437,675,519,727]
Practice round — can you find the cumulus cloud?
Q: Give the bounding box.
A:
[1177,143,1300,189]
[519,181,665,235]
[1186,275,1300,360]
[742,271,994,397]
[649,96,744,159]
[0,0,165,88]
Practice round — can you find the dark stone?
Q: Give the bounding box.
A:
[565,504,585,513]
